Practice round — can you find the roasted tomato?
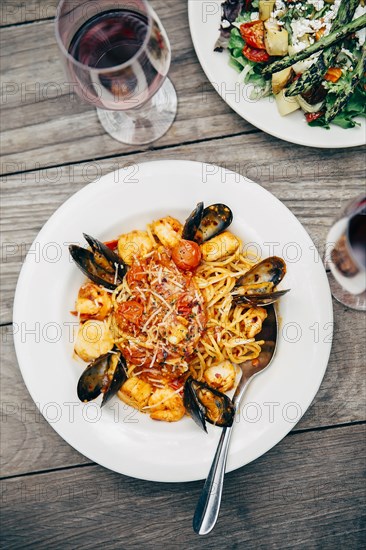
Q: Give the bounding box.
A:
[305,112,324,123]
[242,45,270,63]
[240,20,266,49]
[123,345,149,367]
[116,300,143,326]
[324,67,342,83]
[126,264,147,288]
[172,240,202,271]
[104,239,118,251]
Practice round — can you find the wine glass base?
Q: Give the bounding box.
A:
[96,78,177,145]
[326,265,366,311]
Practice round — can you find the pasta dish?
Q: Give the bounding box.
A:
[70,203,286,429]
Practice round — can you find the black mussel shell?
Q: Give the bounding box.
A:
[184,377,207,432]
[184,376,235,432]
[69,234,126,290]
[235,257,286,289]
[195,204,233,244]
[182,202,204,240]
[233,257,288,306]
[101,353,127,407]
[77,351,127,406]
[182,203,233,244]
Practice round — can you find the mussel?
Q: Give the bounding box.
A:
[69,234,127,290]
[77,350,127,407]
[184,376,235,432]
[232,256,290,306]
[182,203,233,244]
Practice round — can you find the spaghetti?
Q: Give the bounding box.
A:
[73,215,269,422]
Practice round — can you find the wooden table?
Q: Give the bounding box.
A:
[1,1,365,547]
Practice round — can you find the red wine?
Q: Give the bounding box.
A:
[69,10,148,68]
[349,208,366,268]
[68,9,170,110]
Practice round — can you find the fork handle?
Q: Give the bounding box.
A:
[193,425,233,535]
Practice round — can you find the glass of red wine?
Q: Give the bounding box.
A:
[325,195,366,311]
[55,0,177,144]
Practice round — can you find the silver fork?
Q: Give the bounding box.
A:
[193,305,278,535]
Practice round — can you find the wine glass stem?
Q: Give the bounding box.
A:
[96,78,177,145]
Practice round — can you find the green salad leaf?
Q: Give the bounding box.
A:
[225,0,366,130]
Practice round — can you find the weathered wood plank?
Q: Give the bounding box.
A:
[1,424,365,549]
[0,0,254,175]
[1,295,365,479]
[0,0,57,26]
[1,132,364,324]
[0,326,91,478]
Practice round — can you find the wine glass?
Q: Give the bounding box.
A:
[55,0,177,145]
[325,195,366,311]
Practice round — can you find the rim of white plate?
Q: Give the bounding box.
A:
[13,160,333,482]
[188,0,365,149]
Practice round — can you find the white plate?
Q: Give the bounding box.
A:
[188,0,365,149]
[13,160,333,482]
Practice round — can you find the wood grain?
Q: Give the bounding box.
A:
[0,326,91,478]
[0,0,255,175]
[1,3,365,547]
[1,132,364,323]
[1,133,365,478]
[0,0,58,26]
[1,424,365,549]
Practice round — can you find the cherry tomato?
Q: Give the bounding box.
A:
[104,239,118,251]
[176,293,194,316]
[126,264,147,288]
[123,345,149,367]
[240,20,266,49]
[171,240,202,271]
[116,300,143,325]
[305,112,324,123]
[242,45,270,63]
[324,67,342,83]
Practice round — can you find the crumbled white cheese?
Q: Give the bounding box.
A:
[290,0,341,48]
[293,53,319,74]
[354,4,366,46]
[273,0,286,20]
[308,0,324,10]
[291,18,319,42]
[222,19,230,29]
[340,47,355,60]
[356,28,365,46]
[354,4,366,19]
[250,11,259,21]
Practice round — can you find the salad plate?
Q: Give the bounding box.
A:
[13,160,333,482]
[188,0,365,148]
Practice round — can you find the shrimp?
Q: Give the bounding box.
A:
[151,216,183,248]
[118,377,153,410]
[147,388,185,422]
[118,230,154,265]
[203,360,236,392]
[243,307,268,339]
[75,283,112,320]
[200,231,240,261]
[74,320,114,362]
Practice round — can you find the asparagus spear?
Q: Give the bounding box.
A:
[285,0,359,97]
[261,14,366,77]
[324,45,366,123]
